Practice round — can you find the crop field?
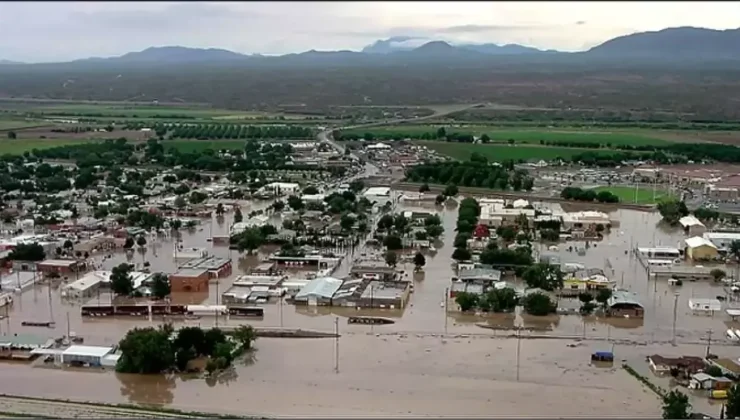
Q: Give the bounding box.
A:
[0,117,48,131]
[162,140,246,153]
[25,104,263,118]
[346,125,670,146]
[592,185,676,204]
[0,139,90,155]
[419,141,620,162]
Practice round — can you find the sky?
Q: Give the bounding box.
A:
[1,1,739,62]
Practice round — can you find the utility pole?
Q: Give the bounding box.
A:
[706,329,714,358]
[444,287,449,335]
[279,295,284,328]
[516,327,522,381]
[47,282,54,323]
[334,317,340,374]
[672,293,679,345]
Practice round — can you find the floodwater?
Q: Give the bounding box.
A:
[0,192,735,416]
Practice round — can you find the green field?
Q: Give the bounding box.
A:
[592,185,676,205]
[349,125,670,146]
[420,141,623,162]
[163,140,246,152]
[28,104,262,118]
[0,139,90,154]
[0,117,47,130]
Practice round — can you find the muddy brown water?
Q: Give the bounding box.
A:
[0,196,734,416]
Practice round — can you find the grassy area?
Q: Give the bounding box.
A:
[592,185,676,205]
[350,125,670,146]
[420,141,621,162]
[163,140,246,152]
[0,139,90,154]
[28,104,260,118]
[0,118,48,131]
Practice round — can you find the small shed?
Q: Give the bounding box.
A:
[689,373,733,390]
[689,298,722,313]
[61,345,114,367]
[685,236,718,261]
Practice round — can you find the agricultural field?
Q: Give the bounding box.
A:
[343,125,671,147]
[0,118,47,131]
[591,185,676,205]
[419,141,619,162]
[0,139,91,155]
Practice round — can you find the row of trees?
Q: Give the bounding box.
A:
[405,161,534,192]
[169,124,314,140]
[560,187,620,203]
[109,263,171,299]
[454,290,556,316]
[116,324,256,375]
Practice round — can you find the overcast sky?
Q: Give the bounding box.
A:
[2,1,739,62]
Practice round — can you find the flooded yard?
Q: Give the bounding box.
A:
[0,194,736,416]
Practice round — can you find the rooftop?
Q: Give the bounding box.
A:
[680,215,705,228]
[179,255,231,271]
[63,345,114,358]
[295,277,344,300]
[172,268,209,278]
[607,290,643,309]
[685,236,717,250]
[360,281,408,300]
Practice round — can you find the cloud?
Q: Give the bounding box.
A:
[0,2,739,62]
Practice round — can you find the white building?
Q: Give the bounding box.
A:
[301,194,326,203]
[478,200,535,228]
[366,142,391,150]
[561,211,611,231]
[263,182,300,196]
[62,271,153,299]
[703,232,740,251]
[688,298,722,313]
[230,215,270,236]
[679,215,707,237]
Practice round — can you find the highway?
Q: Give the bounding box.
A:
[317,103,484,180]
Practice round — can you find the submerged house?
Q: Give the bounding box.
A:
[606,290,644,318]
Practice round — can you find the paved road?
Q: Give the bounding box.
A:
[317,103,483,180]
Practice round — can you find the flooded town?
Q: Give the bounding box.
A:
[1,137,740,418]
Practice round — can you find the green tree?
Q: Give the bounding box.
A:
[116,326,175,374]
[7,131,16,139]
[662,390,691,419]
[385,250,398,268]
[521,292,556,316]
[204,328,227,356]
[413,252,426,271]
[340,214,356,232]
[498,226,516,242]
[480,134,490,143]
[173,195,187,210]
[455,292,479,312]
[215,203,225,216]
[480,287,518,313]
[443,184,458,197]
[522,264,564,291]
[287,195,304,210]
[435,194,446,205]
[8,243,46,261]
[426,224,444,240]
[136,235,147,248]
[174,326,208,356]
[452,247,472,261]
[237,228,264,255]
[151,273,171,299]
[419,183,430,193]
[711,268,727,282]
[233,207,243,224]
[730,240,740,260]
[384,234,403,251]
[110,263,134,296]
[725,384,740,419]
[232,325,257,350]
[595,288,613,309]
[123,237,135,249]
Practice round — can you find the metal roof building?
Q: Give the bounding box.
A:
[294,277,343,304]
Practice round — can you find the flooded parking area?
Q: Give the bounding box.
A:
[0,194,737,415]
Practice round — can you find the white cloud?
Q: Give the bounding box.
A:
[0,1,737,62]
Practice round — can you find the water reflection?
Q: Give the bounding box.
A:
[117,372,176,406]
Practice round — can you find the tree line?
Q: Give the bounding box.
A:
[560,187,620,203]
[405,160,534,192]
[169,124,314,140]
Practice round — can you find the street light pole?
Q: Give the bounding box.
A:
[444,287,449,335]
[672,293,679,345]
[516,327,522,381]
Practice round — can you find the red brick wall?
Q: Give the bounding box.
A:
[169,273,210,293]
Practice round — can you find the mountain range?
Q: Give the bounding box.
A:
[2,26,739,66]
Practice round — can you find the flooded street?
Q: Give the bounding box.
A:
[0,194,735,416]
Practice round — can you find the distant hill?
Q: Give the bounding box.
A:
[586,26,740,60]
[0,59,22,65]
[79,46,250,64]
[363,37,556,55]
